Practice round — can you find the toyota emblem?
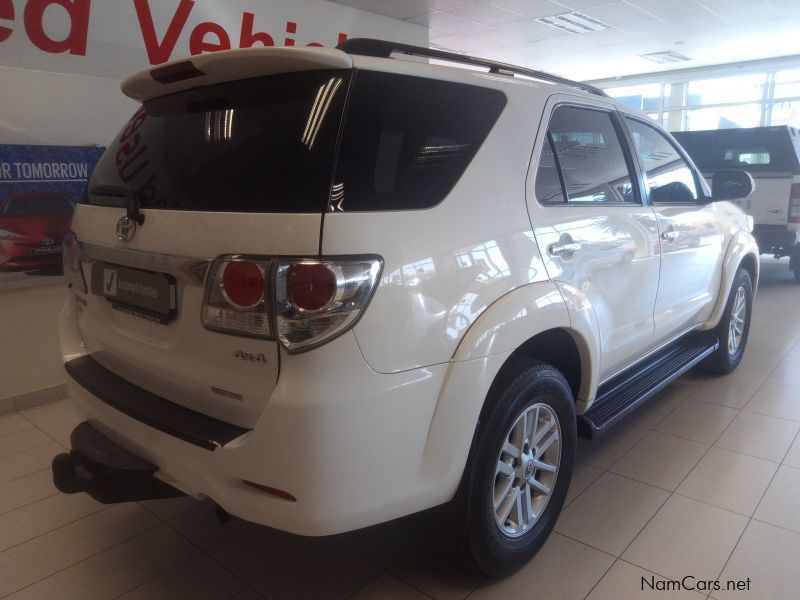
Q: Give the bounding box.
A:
[116,216,136,241]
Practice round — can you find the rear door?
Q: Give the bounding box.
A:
[71,69,349,428]
[623,116,725,344]
[529,99,661,380]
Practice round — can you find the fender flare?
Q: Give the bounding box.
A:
[702,230,760,331]
[418,281,595,502]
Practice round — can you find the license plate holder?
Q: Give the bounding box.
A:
[91,263,176,324]
[31,246,62,255]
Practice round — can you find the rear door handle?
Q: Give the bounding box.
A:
[661,231,680,241]
[548,242,582,256]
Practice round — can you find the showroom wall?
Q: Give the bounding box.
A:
[0,0,428,143]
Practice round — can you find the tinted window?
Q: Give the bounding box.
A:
[333,71,506,211]
[535,106,636,205]
[84,70,349,212]
[672,127,800,174]
[625,117,699,204]
[534,135,567,204]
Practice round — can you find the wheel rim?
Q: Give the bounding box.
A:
[728,286,747,356]
[493,402,561,538]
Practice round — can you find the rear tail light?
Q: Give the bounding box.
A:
[63,231,87,293]
[275,258,382,352]
[202,255,382,352]
[789,184,800,223]
[221,261,264,309]
[203,257,272,338]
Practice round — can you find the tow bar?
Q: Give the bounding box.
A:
[52,422,184,504]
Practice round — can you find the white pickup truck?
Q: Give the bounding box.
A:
[675,126,800,282]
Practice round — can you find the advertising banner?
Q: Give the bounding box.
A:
[0,144,102,289]
[0,0,427,80]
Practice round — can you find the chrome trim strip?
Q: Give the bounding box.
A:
[78,241,211,287]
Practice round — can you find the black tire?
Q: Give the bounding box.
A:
[790,248,800,285]
[465,359,576,578]
[703,268,753,374]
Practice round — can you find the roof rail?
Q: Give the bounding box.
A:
[336,38,608,98]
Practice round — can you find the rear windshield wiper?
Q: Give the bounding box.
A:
[90,185,146,225]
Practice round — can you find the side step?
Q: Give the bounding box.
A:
[578,333,719,439]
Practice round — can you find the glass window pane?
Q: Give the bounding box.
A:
[605,83,661,111]
[335,71,507,211]
[685,104,762,130]
[769,100,800,127]
[775,69,800,99]
[624,117,698,204]
[546,106,636,204]
[87,70,350,213]
[534,136,567,204]
[686,74,766,106]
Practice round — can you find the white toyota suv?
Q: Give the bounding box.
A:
[53,39,759,577]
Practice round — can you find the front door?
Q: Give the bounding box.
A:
[621,115,726,346]
[529,100,661,380]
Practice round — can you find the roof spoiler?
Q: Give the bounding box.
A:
[121,46,352,102]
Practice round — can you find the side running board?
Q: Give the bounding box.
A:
[578,333,719,439]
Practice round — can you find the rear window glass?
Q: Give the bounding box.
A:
[84,70,349,213]
[673,127,800,174]
[333,71,506,211]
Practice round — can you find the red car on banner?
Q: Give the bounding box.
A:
[0,192,73,271]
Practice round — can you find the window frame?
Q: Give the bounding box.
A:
[620,113,709,207]
[534,102,644,208]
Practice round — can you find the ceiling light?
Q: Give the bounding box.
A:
[640,51,691,64]
[536,12,609,34]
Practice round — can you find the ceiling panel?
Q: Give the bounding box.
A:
[327,0,800,79]
[444,2,528,26]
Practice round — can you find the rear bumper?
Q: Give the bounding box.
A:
[753,225,800,255]
[60,291,460,535]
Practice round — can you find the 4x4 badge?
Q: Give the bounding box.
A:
[116,216,136,241]
[233,350,267,364]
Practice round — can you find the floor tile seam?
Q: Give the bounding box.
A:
[0,437,58,462]
[551,529,629,560]
[600,468,675,494]
[0,422,36,440]
[0,501,113,556]
[22,410,82,430]
[0,518,166,600]
[710,440,787,465]
[778,430,800,466]
[0,465,55,492]
[157,514,257,589]
[106,550,246,600]
[579,557,619,600]
[710,451,795,584]
[738,406,800,424]
[605,426,711,476]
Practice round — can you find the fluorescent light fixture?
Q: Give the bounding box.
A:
[640,51,691,64]
[536,12,609,34]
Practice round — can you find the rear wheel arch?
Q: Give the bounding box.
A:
[739,253,758,288]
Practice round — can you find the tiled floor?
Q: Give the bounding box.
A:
[1,258,799,599]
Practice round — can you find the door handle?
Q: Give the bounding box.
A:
[548,242,582,256]
[661,230,680,241]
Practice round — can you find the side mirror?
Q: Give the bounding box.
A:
[711,170,755,201]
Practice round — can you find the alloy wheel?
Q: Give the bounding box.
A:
[493,402,561,537]
[728,285,747,356]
